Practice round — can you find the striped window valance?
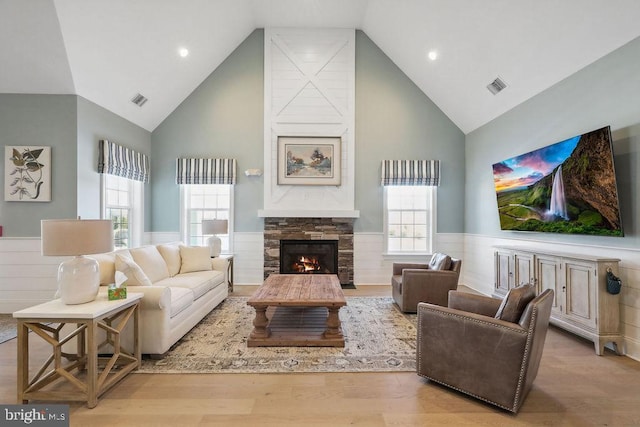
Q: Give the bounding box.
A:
[381,160,440,186]
[98,140,149,183]
[176,158,237,185]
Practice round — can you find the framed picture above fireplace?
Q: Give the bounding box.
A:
[277,136,341,186]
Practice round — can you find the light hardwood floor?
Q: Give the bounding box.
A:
[2,285,640,426]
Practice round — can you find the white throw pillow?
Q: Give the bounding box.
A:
[157,243,182,277]
[115,253,153,286]
[179,245,212,274]
[130,245,170,283]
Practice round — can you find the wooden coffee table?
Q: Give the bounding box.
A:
[247,274,347,347]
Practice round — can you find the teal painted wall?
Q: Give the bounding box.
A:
[151,30,466,234]
[354,31,465,232]
[151,29,264,233]
[466,36,640,247]
[0,94,77,237]
[0,94,151,237]
[76,96,151,229]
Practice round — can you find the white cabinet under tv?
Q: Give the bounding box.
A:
[493,246,623,356]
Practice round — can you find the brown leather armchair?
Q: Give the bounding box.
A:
[391,257,462,312]
[416,288,554,413]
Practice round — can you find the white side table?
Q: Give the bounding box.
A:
[13,292,142,408]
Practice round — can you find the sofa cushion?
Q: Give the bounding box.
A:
[179,245,212,274]
[167,287,194,318]
[129,246,170,283]
[155,270,224,300]
[495,284,536,323]
[115,254,152,286]
[429,253,452,270]
[157,243,182,277]
[91,252,116,285]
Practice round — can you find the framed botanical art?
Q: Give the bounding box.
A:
[4,146,51,202]
[277,136,341,186]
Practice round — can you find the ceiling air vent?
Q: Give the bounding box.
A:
[487,77,507,95]
[131,93,148,107]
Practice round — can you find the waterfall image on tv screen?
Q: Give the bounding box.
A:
[492,126,623,236]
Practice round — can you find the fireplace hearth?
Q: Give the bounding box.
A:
[280,240,338,275]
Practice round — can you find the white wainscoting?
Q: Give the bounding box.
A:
[0,238,59,313]
[354,233,465,285]
[463,233,640,361]
[232,232,264,285]
[148,232,181,245]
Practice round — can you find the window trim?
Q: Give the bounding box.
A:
[180,184,234,253]
[383,185,436,256]
[101,174,143,249]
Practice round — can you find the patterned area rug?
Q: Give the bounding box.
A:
[0,314,17,344]
[139,297,418,374]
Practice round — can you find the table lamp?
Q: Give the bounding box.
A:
[202,219,228,257]
[41,219,114,305]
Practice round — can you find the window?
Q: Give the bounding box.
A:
[384,186,435,254]
[181,184,232,252]
[102,174,143,249]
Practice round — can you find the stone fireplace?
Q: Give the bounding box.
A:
[264,217,354,285]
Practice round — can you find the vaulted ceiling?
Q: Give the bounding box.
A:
[2,0,640,133]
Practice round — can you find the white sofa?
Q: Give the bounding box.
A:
[92,242,228,356]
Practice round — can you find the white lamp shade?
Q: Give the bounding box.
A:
[41,219,114,256]
[41,219,114,304]
[202,219,228,235]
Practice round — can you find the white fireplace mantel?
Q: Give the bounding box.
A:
[258,209,360,218]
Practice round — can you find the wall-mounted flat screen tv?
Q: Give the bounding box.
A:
[492,126,623,236]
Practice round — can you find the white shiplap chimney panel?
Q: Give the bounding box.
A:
[262,28,356,217]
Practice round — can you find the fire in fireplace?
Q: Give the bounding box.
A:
[280,240,338,275]
[291,256,324,273]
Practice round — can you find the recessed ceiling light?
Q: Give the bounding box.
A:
[179,48,189,58]
[427,50,438,61]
